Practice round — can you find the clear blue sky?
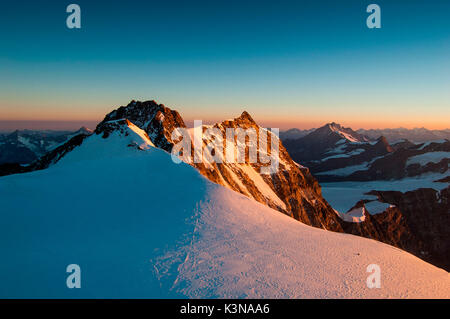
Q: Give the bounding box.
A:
[0,0,449,130]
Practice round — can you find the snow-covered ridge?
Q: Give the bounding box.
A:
[406,151,450,166]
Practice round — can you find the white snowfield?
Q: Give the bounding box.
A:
[406,151,450,166]
[0,124,448,298]
[334,207,366,223]
[322,172,450,213]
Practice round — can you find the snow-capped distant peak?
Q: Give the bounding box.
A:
[325,122,367,143]
[76,126,93,135]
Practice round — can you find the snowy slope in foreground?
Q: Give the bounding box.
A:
[0,130,448,298]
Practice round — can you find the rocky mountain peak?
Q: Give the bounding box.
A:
[236,111,256,125]
[77,126,93,135]
[98,100,186,152]
[326,122,341,130]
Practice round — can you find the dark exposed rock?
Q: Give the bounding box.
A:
[0,143,37,165]
[0,162,30,176]
[435,176,450,183]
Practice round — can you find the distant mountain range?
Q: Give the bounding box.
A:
[281,126,450,143]
[279,128,315,140]
[0,127,92,165]
[358,127,450,143]
[282,122,449,182]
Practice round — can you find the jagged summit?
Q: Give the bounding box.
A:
[219,111,257,129]
[236,111,256,124]
[98,100,186,152]
[318,122,369,143]
[76,126,93,135]
[325,122,341,129]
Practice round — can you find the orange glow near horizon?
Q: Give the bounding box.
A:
[1,99,449,131]
[1,114,449,132]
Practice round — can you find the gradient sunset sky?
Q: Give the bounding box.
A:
[0,0,449,130]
